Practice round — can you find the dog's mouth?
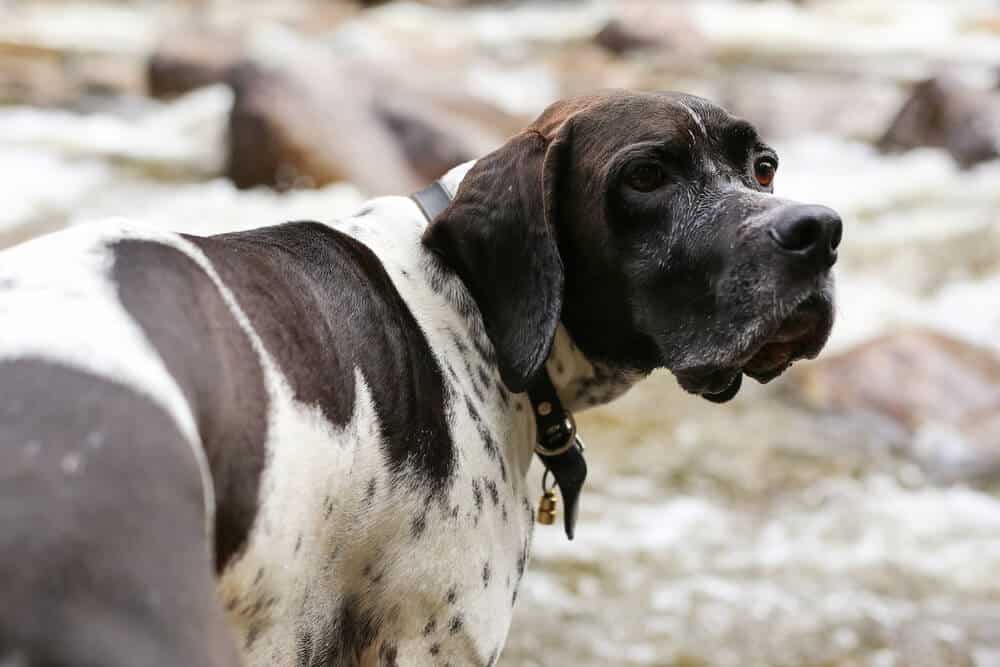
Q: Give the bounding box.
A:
[741,296,830,382]
[675,293,833,403]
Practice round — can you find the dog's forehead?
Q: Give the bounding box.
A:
[540,91,747,151]
[656,93,739,137]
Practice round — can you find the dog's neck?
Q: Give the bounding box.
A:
[438,161,647,413]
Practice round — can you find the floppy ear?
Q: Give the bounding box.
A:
[423,124,571,393]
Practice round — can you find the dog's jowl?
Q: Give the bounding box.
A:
[0,91,839,666]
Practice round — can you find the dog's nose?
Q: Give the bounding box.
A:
[768,204,842,269]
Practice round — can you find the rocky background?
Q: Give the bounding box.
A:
[3,1,1000,665]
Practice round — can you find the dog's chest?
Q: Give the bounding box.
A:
[217,199,538,666]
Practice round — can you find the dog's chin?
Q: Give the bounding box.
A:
[672,294,834,403]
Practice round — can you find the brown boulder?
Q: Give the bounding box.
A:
[593,19,663,55]
[226,62,417,193]
[592,2,704,59]
[147,29,244,100]
[788,329,1000,481]
[878,76,999,169]
[791,328,1000,429]
[225,58,506,194]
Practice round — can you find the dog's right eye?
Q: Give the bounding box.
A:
[625,163,666,193]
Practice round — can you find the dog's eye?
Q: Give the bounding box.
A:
[625,163,666,193]
[754,158,777,188]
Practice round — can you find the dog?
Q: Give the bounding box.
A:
[0,91,839,666]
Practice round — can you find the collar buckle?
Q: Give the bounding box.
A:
[534,412,578,457]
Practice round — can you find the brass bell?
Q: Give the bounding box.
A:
[537,491,557,525]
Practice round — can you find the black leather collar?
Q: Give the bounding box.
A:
[411,181,587,540]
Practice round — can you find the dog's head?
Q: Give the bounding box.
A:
[424,91,839,402]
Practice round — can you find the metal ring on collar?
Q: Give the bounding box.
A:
[534,413,578,457]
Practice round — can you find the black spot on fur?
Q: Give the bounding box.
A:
[253,567,264,585]
[484,478,499,507]
[477,366,492,392]
[449,330,469,356]
[495,379,510,406]
[312,596,380,665]
[294,534,303,554]
[246,621,263,649]
[471,381,487,405]
[188,222,457,495]
[468,329,497,367]
[429,644,441,656]
[423,618,437,636]
[471,479,483,513]
[482,562,491,588]
[412,511,427,538]
[465,396,481,423]
[446,587,458,605]
[296,628,314,665]
[364,478,377,505]
[379,641,399,667]
[448,614,464,635]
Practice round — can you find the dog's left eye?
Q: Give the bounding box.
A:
[625,163,666,193]
[754,158,777,188]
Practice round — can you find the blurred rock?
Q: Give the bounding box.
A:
[593,19,662,55]
[592,2,703,58]
[372,97,496,185]
[790,329,1000,481]
[226,59,503,194]
[0,44,144,108]
[791,328,1000,429]
[878,76,1000,169]
[147,29,244,100]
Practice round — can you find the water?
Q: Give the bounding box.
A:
[2,1,1000,665]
